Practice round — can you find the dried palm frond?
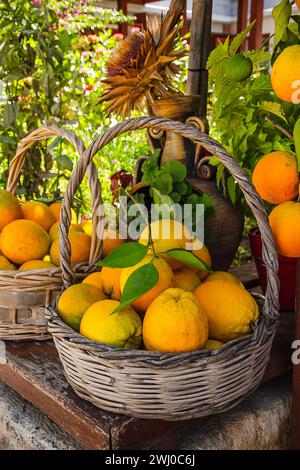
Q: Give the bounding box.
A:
[98,0,187,118]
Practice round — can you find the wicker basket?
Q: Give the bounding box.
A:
[47,117,279,420]
[0,125,102,341]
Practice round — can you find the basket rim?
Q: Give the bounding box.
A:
[46,292,277,366]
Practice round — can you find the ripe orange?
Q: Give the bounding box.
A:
[81,220,93,237]
[204,271,242,285]
[58,284,106,331]
[205,339,224,350]
[269,201,300,257]
[194,280,259,342]
[19,260,56,271]
[0,189,22,231]
[271,45,300,103]
[102,228,125,257]
[191,243,212,280]
[143,288,208,352]
[139,219,191,270]
[22,201,56,231]
[297,0,300,10]
[173,267,201,291]
[0,219,50,265]
[80,299,142,349]
[50,231,91,267]
[49,221,84,243]
[120,255,174,313]
[252,151,299,204]
[82,271,103,290]
[49,202,77,223]
[100,267,122,301]
[0,255,16,271]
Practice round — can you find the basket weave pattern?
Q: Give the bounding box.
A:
[0,125,100,341]
[47,117,280,419]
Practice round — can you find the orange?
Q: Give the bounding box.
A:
[269,201,300,257]
[102,228,125,257]
[205,339,224,350]
[0,219,50,265]
[173,267,201,291]
[0,255,16,271]
[49,202,77,223]
[204,271,242,285]
[82,271,103,290]
[19,260,56,271]
[80,299,142,349]
[297,0,300,10]
[81,220,93,237]
[191,243,212,280]
[58,283,106,331]
[22,201,56,231]
[50,231,91,267]
[143,288,208,352]
[100,267,122,300]
[0,189,22,231]
[271,45,300,103]
[252,151,299,204]
[139,219,191,270]
[194,280,259,342]
[49,221,84,243]
[120,255,174,313]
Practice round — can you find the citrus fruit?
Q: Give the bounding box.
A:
[204,271,242,285]
[49,221,83,243]
[0,189,22,231]
[49,202,77,223]
[22,201,56,231]
[143,288,208,352]
[120,255,174,313]
[194,280,259,342]
[297,0,300,10]
[100,267,122,300]
[0,219,50,265]
[225,54,253,82]
[102,228,125,257]
[0,255,16,271]
[19,260,56,271]
[139,219,191,270]
[205,339,224,350]
[191,243,212,280]
[173,267,201,291]
[80,299,142,349]
[58,283,106,331]
[82,271,103,290]
[50,231,91,266]
[81,220,93,237]
[252,151,299,204]
[269,201,300,257]
[271,45,300,103]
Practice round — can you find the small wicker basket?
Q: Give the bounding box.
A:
[0,125,102,341]
[47,117,280,420]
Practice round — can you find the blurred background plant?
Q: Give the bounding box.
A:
[0,0,149,214]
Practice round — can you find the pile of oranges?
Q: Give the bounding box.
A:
[0,189,92,271]
[57,219,259,354]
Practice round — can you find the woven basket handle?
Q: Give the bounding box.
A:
[59,117,279,321]
[6,124,101,267]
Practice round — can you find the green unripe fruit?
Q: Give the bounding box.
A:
[162,160,187,183]
[225,54,253,82]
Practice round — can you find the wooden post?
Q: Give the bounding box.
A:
[248,0,264,49]
[237,0,248,51]
[292,260,300,449]
[117,0,128,37]
[186,0,213,117]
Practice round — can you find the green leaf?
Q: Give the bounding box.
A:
[165,249,211,272]
[293,118,300,172]
[259,101,287,123]
[227,176,237,205]
[216,163,225,188]
[152,188,176,219]
[272,0,292,47]
[56,154,73,171]
[209,156,220,166]
[229,21,255,56]
[113,263,159,313]
[97,242,148,268]
[3,102,18,127]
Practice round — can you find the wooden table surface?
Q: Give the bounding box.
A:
[0,260,297,450]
